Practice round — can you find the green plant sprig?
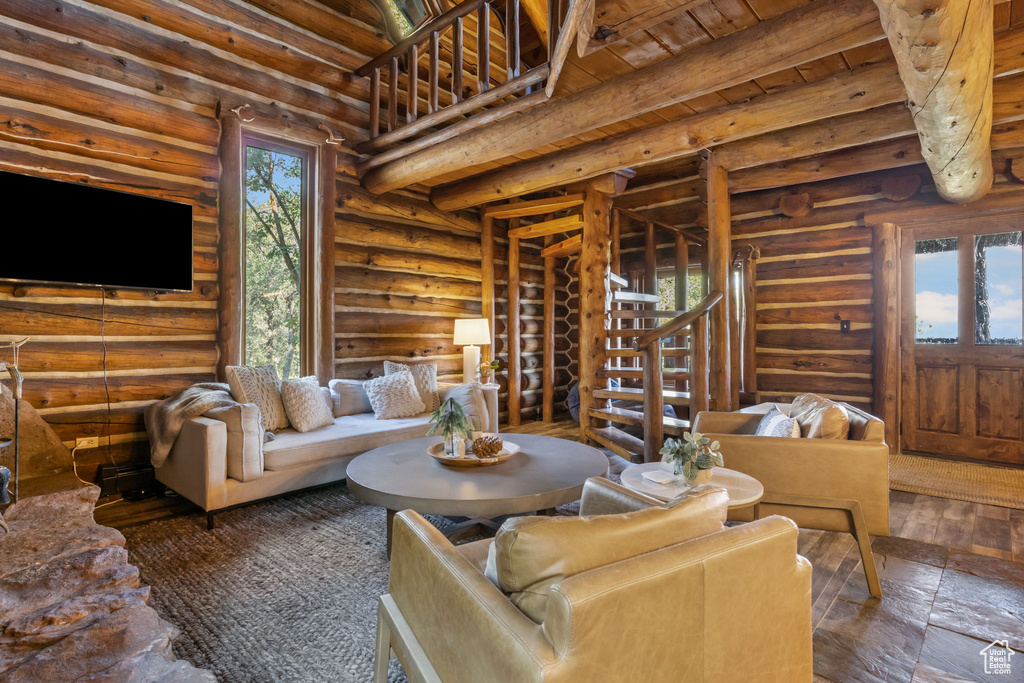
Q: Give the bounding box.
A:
[659,431,724,482]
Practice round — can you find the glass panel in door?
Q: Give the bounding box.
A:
[974,231,1023,345]
[914,237,959,344]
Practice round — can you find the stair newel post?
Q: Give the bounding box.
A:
[642,342,664,462]
[481,213,495,367]
[691,313,710,414]
[644,220,657,332]
[674,234,689,393]
[610,209,621,380]
[729,258,741,410]
[702,150,733,411]
[542,227,555,423]
[507,222,521,426]
[578,184,613,441]
[737,245,759,403]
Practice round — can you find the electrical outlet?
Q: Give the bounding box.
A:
[840,320,851,332]
[76,436,100,449]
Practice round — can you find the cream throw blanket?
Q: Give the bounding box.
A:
[145,383,238,468]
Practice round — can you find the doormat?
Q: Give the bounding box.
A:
[890,453,1024,509]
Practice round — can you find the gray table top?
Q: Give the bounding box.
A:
[346,434,609,518]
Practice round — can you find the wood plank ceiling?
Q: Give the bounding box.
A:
[342,0,1024,224]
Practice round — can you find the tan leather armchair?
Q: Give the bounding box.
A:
[375,478,813,683]
[693,403,890,598]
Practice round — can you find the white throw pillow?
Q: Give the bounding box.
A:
[384,361,439,411]
[443,382,490,431]
[364,371,426,419]
[280,376,334,433]
[754,406,801,438]
[328,379,373,416]
[225,364,289,432]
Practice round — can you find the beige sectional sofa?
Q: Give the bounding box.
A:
[155,382,499,528]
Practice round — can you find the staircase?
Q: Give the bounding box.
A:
[584,282,723,463]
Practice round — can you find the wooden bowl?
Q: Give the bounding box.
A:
[427,441,520,467]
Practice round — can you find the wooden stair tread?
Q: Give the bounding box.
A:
[606,348,688,357]
[484,193,584,218]
[588,407,689,435]
[597,368,689,380]
[612,291,660,304]
[608,272,629,289]
[594,387,690,405]
[540,233,582,258]
[507,214,582,239]
[610,309,687,319]
[609,329,687,338]
[586,426,643,461]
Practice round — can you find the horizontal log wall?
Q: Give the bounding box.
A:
[0,0,385,483]
[735,150,1024,414]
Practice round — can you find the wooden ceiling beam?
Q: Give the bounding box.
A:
[431,62,907,210]
[576,0,708,57]
[362,0,885,194]
[507,214,583,238]
[873,0,995,203]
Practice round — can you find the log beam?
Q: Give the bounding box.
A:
[363,0,884,195]
[703,151,732,412]
[432,62,906,210]
[873,0,995,203]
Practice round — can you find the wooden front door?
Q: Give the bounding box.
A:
[900,217,1024,465]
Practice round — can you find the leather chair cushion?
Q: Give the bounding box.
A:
[485,486,729,624]
[790,393,850,440]
[846,403,885,442]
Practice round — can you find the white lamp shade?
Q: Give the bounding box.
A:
[453,318,491,346]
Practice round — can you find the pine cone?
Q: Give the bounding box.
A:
[472,435,504,458]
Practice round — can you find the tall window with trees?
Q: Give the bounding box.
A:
[243,141,308,379]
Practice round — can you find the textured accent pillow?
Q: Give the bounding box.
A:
[754,406,801,438]
[443,382,489,431]
[384,361,439,411]
[364,371,426,419]
[328,379,373,417]
[225,364,289,432]
[790,393,850,440]
[280,376,334,433]
[485,486,729,623]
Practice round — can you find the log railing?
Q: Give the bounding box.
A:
[633,290,723,462]
[356,0,557,153]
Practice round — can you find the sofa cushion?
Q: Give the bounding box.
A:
[485,486,729,624]
[204,403,263,482]
[225,364,289,432]
[262,412,432,471]
[364,371,426,419]
[328,379,372,417]
[443,382,490,432]
[384,361,440,411]
[846,404,885,442]
[790,393,850,440]
[754,406,801,438]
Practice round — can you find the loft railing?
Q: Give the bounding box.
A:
[355,0,567,156]
[633,291,723,462]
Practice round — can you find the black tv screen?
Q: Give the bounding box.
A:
[0,171,194,292]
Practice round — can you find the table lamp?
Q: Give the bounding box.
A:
[453,319,491,383]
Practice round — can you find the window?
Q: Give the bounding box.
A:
[915,237,959,344]
[242,135,317,379]
[975,231,1023,345]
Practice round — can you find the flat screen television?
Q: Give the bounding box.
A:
[0,170,194,292]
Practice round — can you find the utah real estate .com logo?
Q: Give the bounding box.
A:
[980,640,1015,675]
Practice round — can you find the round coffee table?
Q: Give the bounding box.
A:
[620,462,764,511]
[347,434,608,556]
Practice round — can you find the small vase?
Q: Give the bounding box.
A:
[690,468,714,486]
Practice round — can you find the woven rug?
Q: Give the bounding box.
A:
[121,482,586,683]
[890,453,1024,509]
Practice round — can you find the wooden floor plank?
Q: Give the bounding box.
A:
[898,495,946,544]
[1011,509,1024,563]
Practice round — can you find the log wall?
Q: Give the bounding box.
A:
[0,0,385,483]
[733,151,1024,414]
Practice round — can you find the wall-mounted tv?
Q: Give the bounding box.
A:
[0,170,194,292]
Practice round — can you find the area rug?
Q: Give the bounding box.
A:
[121,482,585,683]
[890,453,1024,509]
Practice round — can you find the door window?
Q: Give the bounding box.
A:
[974,231,1023,345]
[914,237,958,344]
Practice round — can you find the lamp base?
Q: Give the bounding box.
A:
[462,345,481,384]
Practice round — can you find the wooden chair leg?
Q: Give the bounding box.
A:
[374,597,392,683]
[846,500,883,599]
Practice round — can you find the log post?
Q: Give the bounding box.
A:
[611,208,621,377]
[543,232,555,422]
[481,214,495,365]
[690,313,709,414]
[873,0,994,203]
[578,183,613,440]
[674,233,689,392]
[217,115,244,380]
[642,343,664,462]
[729,260,741,409]
[739,247,758,402]
[317,143,337,385]
[507,223,521,426]
[872,221,900,452]
[644,219,657,330]
[703,151,732,411]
